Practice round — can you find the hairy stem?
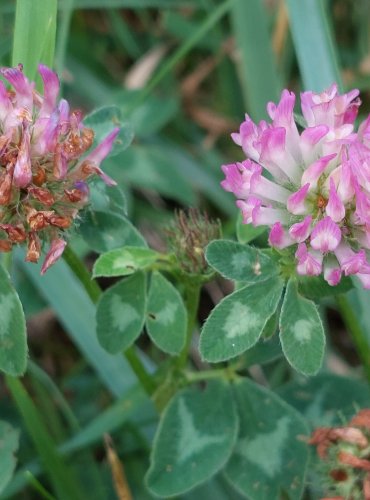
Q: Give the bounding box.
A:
[62,246,155,395]
[336,294,370,383]
[177,281,201,369]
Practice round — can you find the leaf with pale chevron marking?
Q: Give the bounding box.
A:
[96,272,146,353]
[146,380,238,497]
[0,420,19,494]
[205,239,278,283]
[225,379,309,500]
[279,278,325,375]
[146,272,187,354]
[200,277,284,362]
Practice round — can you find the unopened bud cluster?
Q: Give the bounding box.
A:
[166,209,221,275]
[0,64,119,273]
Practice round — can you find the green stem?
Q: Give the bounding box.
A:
[336,294,370,383]
[184,369,227,383]
[2,251,13,273]
[63,246,101,304]
[24,472,57,500]
[62,246,154,395]
[124,346,156,395]
[177,281,201,369]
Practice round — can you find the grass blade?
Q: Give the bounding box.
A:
[6,377,84,500]
[231,0,281,120]
[12,0,57,79]
[285,0,342,91]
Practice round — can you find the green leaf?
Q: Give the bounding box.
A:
[93,246,159,278]
[146,380,238,497]
[236,214,267,244]
[285,0,342,92]
[205,240,278,283]
[106,145,196,205]
[118,90,179,137]
[87,178,127,215]
[83,105,134,157]
[279,279,325,376]
[146,272,187,355]
[60,385,152,455]
[200,277,284,363]
[80,210,146,253]
[0,421,19,495]
[230,0,281,121]
[298,274,353,300]
[243,334,283,367]
[16,250,138,398]
[278,374,370,427]
[96,272,146,354]
[225,379,309,500]
[0,264,27,376]
[12,0,57,82]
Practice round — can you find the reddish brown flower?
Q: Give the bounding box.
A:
[0,64,119,273]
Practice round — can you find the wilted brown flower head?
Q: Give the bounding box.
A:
[0,64,119,273]
[309,409,370,500]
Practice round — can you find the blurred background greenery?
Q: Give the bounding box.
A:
[2,0,370,498]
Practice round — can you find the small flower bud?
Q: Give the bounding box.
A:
[166,209,221,275]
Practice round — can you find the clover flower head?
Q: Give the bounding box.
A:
[0,64,119,273]
[221,84,370,288]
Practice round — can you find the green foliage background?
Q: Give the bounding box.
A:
[1,0,370,499]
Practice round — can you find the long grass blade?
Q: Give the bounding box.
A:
[6,377,84,500]
[231,0,282,120]
[285,0,342,91]
[12,0,57,79]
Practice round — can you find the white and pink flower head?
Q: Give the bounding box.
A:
[0,64,119,273]
[222,84,370,289]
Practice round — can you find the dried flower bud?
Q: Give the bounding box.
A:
[0,240,12,252]
[25,232,41,263]
[310,409,370,499]
[0,64,119,272]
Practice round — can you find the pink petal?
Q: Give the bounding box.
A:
[287,183,310,215]
[250,172,290,204]
[83,127,120,165]
[41,239,67,275]
[295,243,323,276]
[300,125,329,164]
[236,197,261,225]
[220,161,256,198]
[310,216,341,252]
[269,222,293,249]
[335,243,368,275]
[38,64,60,116]
[324,266,342,286]
[326,177,345,222]
[357,273,370,289]
[259,127,300,183]
[289,215,312,242]
[13,127,32,188]
[301,153,336,191]
[231,115,261,161]
[1,66,33,110]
